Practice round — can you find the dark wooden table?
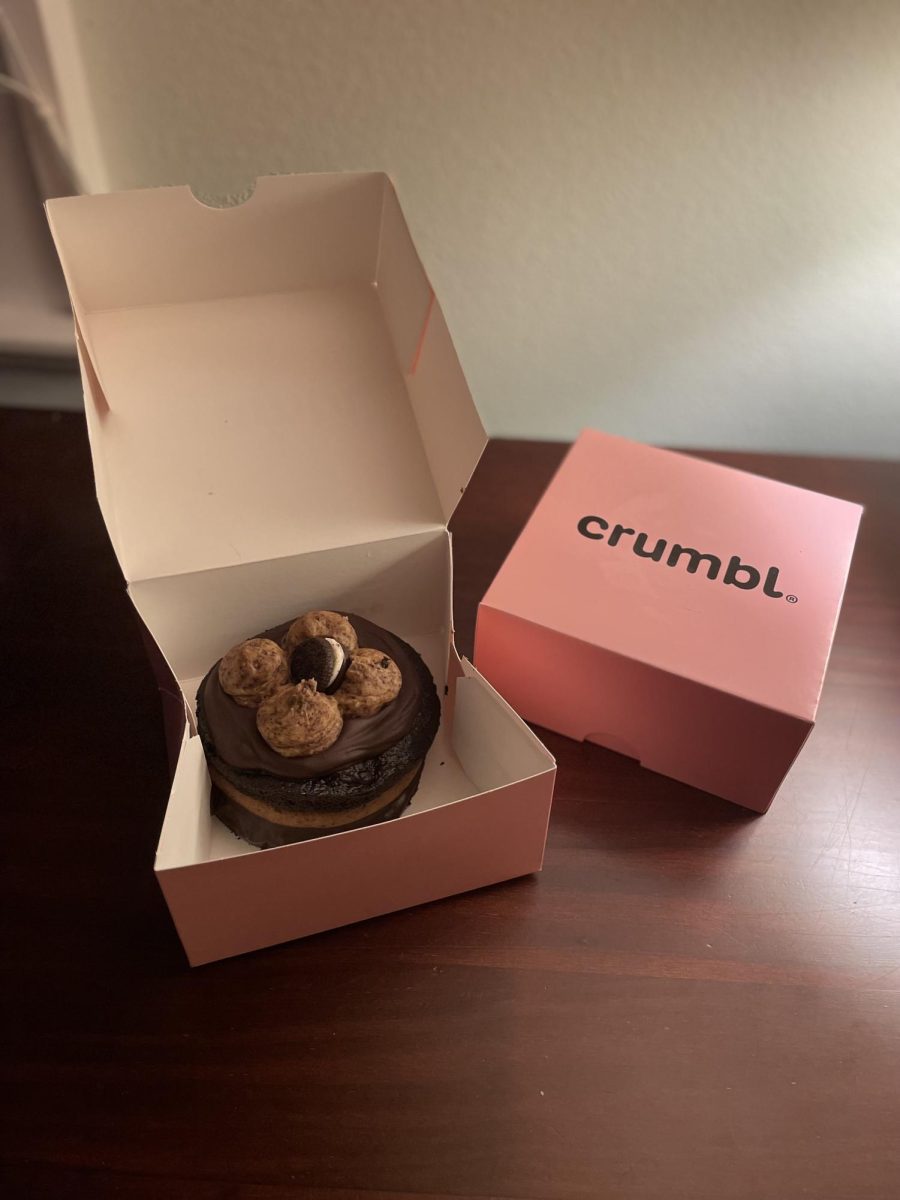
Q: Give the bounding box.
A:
[3,409,899,1200]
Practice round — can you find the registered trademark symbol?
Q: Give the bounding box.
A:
[786,594,798,604]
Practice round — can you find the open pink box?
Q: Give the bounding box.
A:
[46,172,556,966]
[476,430,861,814]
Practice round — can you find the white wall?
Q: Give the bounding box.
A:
[61,0,900,455]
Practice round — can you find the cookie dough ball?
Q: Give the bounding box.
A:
[284,610,358,656]
[256,681,343,757]
[335,647,403,718]
[218,638,289,708]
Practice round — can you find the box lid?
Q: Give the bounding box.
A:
[481,430,862,723]
[46,172,486,583]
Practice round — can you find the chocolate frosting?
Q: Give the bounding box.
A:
[197,614,425,781]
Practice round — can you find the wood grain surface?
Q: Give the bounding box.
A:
[2,411,898,1200]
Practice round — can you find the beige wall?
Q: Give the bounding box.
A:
[64,0,900,455]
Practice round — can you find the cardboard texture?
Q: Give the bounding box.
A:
[476,430,861,814]
[47,172,555,965]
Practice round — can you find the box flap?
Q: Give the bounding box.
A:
[46,173,486,582]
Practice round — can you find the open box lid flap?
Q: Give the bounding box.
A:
[46,172,486,583]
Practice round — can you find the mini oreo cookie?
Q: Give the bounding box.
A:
[290,635,351,694]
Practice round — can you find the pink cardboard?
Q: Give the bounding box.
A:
[46,173,556,964]
[161,758,553,968]
[476,430,862,813]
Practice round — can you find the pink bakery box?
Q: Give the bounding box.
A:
[46,172,556,966]
[475,430,862,814]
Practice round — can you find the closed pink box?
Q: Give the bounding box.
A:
[475,430,862,813]
[46,172,555,965]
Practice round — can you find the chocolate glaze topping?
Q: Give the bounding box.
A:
[197,615,425,781]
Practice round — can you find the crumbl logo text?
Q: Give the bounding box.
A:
[576,516,798,603]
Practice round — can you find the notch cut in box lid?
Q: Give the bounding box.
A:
[46,172,486,583]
